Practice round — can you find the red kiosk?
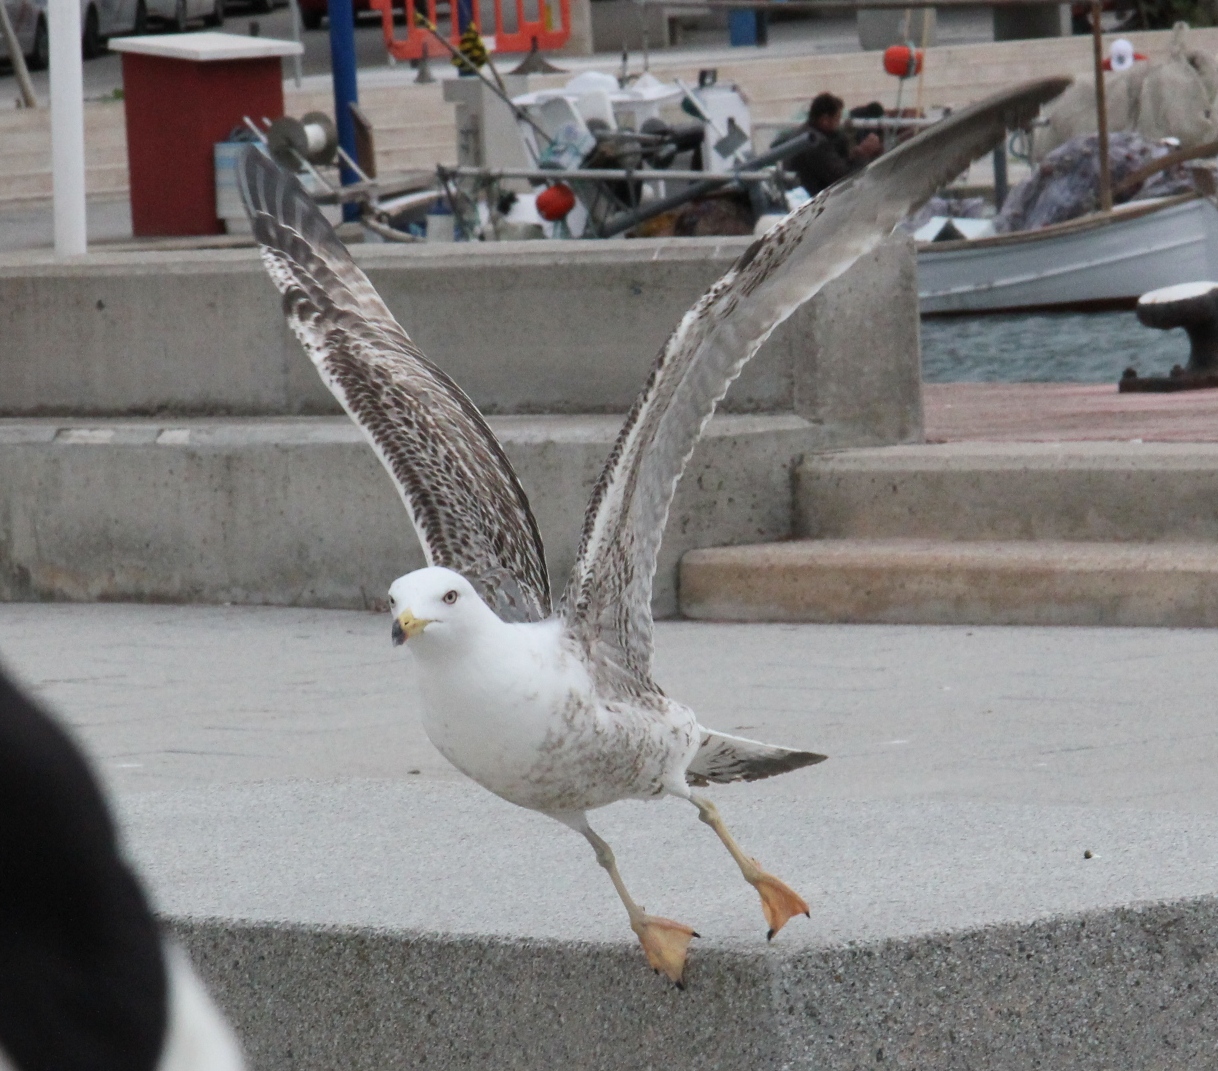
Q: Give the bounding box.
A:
[110,32,303,237]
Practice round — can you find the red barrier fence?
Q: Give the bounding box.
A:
[371,0,570,61]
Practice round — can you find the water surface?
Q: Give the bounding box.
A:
[920,312,1189,383]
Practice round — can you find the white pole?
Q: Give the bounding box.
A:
[287,0,303,87]
[49,0,87,255]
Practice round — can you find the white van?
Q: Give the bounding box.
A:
[0,0,224,67]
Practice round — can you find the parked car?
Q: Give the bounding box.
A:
[0,0,49,69]
[141,0,227,35]
[0,0,225,67]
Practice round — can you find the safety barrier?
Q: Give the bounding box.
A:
[371,0,570,61]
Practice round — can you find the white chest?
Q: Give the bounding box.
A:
[410,621,594,796]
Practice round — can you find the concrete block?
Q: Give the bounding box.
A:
[591,0,674,51]
[162,899,1218,1071]
[789,234,923,446]
[109,778,1218,1071]
[442,76,533,171]
[857,6,936,51]
[0,238,922,446]
[798,442,1218,542]
[0,249,330,416]
[680,538,1218,626]
[0,413,819,616]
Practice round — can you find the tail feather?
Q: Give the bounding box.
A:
[685,729,826,787]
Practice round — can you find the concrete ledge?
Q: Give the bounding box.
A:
[799,442,1218,542]
[165,898,1218,1071]
[0,413,818,616]
[0,238,920,441]
[679,538,1218,626]
[110,780,1218,1071]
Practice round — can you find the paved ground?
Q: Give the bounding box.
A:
[2,602,1213,807]
[2,602,1217,945]
[5,606,1217,1066]
[0,195,133,253]
[925,381,1218,442]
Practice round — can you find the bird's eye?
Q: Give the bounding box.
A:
[443,590,459,605]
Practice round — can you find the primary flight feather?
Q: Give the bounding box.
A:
[239,76,1067,984]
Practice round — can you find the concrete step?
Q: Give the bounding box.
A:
[799,442,1218,544]
[0,413,816,616]
[0,238,918,428]
[680,538,1218,627]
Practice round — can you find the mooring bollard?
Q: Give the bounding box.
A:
[1120,281,1218,392]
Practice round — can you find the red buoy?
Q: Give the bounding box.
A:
[883,44,922,79]
[536,183,576,222]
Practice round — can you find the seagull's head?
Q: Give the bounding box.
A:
[388,567,492,649]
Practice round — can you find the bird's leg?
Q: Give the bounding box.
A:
[580,825,698,986]
[690,794,809,940]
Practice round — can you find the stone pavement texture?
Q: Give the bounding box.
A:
[924,381,1218,442]
[2,604,1218,1068]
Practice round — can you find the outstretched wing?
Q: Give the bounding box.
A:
[239,149,551,622]
[685,730,826,786]
[562,78,1069,679]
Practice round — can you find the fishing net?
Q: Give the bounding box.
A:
[995,130,1193,232]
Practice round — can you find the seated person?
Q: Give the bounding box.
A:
[779,92,884,197]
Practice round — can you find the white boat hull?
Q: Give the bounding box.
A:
[917,196,1218,315]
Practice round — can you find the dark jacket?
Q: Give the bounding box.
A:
[781,126,858,197]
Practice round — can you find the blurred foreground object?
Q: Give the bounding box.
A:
[0,668,245,1071]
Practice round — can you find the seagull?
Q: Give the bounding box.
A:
[0,667,245,1071]
[237,76,1066,985]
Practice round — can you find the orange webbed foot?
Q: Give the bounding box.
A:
[747,866,810,940]
[631,914,699,986]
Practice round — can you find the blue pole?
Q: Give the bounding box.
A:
[727,8,760,45]
[327,0,360,221]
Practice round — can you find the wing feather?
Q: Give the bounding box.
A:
[562,78,1070,678]
[685,730,826,786]
[239,149,551,622]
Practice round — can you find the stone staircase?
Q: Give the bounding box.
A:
[680,441,1218,626]
[0,235,920,616]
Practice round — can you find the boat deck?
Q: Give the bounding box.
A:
[925,382,1218,442]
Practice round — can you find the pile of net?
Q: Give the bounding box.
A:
[898,194,991,235]
[1035,22,1218,157]
[993,130,1194,232]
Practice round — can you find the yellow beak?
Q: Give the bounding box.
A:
[391,610,432,646]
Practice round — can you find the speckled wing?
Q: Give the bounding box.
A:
[562,78,1070,681]
[238,149,551,622]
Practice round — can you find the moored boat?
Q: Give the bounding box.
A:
[918,193,1218,314]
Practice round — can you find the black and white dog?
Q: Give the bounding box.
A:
[0,669,244,1071]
